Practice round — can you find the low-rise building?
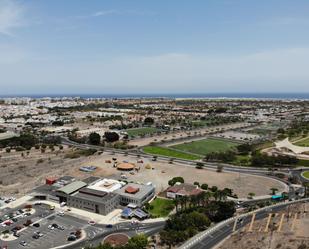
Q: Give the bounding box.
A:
[166,183,203,199]
[115,183,155,207]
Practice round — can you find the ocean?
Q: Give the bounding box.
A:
[1,93,309,100]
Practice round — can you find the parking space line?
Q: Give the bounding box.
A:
[248,213,256,232]
[264,213,272,232]
[277,213,285,232]
[291,213,298,232]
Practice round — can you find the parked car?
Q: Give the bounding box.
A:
[20,241,27,246]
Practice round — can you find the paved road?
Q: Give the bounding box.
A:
[62,220,165,249]
[181,198,309,249]
[61,137,293,176]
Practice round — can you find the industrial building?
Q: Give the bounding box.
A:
[32,176,155,216]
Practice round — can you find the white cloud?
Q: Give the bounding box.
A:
[92,10,120,17]
[76,9,155,19]
[1,47,309,94]
[0,0,24,36]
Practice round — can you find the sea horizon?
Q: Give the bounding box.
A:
[1,92,309,100]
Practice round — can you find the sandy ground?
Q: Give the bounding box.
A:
[128,122,251,147]
[0,146,90,197]
[76,153,286,198]
[218,202,309,249]
[0,148,285,199]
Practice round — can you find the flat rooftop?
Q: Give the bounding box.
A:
[88,178,123,193]
[115,183,154,199]
[72,188,117,204]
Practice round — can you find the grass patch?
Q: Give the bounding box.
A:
[294,137,309,147]
[146,198,175,217]
[302,171,309,179]
[297,159,309,167]
[126,127,159,137]
[170,138,238,156]
[143,146,202,160]
[232,155,252,166]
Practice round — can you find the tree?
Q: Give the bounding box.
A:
[127,233,148,249]
[168,177,184,186]
[270,187,278,195]
[237,143,252,155]
[277,128,285,134]
[89,132,101,145]
[201,183,208,190]
[144,117,154,126]
[196,162,204,169]
[210,186,218,192]
[104,132,119,143]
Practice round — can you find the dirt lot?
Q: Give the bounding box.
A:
[75,153,286,198]
[0,146,90,197]
[0,148,286,199]
[218,202,309,249]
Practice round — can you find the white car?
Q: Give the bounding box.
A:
[57,211,64,216]
[48,225,55,230]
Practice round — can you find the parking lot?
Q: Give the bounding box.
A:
[0,203,101,248]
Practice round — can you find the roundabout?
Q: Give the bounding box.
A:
[301,171,309,180]
[102,233,130,247]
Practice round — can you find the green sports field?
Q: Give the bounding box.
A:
[302,171,309,180]
[170,138,238,156]
[143,146,202,160]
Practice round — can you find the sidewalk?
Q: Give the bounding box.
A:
[38,200,124,224]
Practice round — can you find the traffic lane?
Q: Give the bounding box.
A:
[188,205,288,249]
[67,221,166,249]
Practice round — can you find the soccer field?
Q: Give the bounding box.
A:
[143,146,202,160]
[170,138,238,156]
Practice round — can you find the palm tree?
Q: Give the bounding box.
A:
[270,187,278,195]
[173,198,180,213]
[213,190,219,201]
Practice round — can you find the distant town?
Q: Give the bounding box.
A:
[0,96,308,249]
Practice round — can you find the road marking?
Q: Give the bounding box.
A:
[248,213,256,232]
[291,213,298,231]
[232,217,238,232]
[277,213,285,232]
[264,213,272,232]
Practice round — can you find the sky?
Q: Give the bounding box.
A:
[0,0,309,95]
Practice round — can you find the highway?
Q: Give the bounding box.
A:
[180,198,309,249]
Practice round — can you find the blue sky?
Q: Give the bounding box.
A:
[0,0,309,95]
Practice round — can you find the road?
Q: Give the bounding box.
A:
[61,220,165,249]
[61,137,292,176]
[180,198,309,249]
